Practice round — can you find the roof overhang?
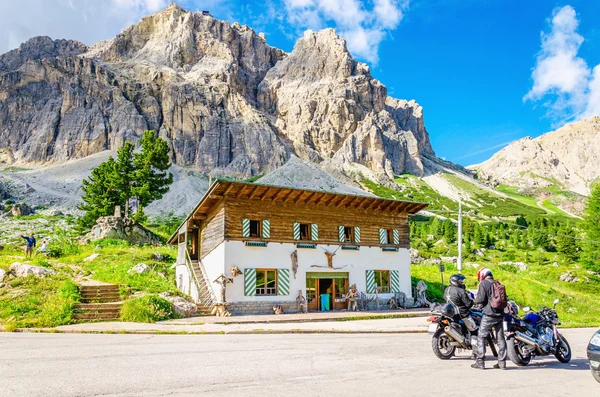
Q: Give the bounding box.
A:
[167,179,429,244]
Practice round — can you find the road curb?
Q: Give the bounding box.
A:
[11,328,428,335]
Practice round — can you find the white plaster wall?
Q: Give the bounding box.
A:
[223,241,411,303]
[176,263,198,302]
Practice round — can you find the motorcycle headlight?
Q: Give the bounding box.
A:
[590,332,600,347]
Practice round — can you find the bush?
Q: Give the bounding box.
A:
[120,295,176,323]
[47,228,82,258]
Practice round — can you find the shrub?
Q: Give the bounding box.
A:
[47,229,81,258]
[120,295,176,323]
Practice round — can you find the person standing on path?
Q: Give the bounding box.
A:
[472,268,508,370]
[21,233,36,258]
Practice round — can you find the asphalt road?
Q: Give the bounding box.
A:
[0,328,597,397]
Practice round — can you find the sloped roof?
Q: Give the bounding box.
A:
[167,179,428,244]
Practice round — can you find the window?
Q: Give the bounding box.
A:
[255,269,277,295]
[334,278,346,300]
[385,229,394,245]
[249,220,262,238]
[299,223,311,240]
[374,270,390,293]
[344,226,354,242]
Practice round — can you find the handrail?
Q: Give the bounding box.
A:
[184,249,216,310]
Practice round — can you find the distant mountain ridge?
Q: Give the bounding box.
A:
[0,2,438,179]
[472,116,600,196]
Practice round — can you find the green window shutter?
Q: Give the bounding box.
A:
[242,218,250,238]
[277,269,290,296]
[393,229,400,245]
[366,270,375,294]
[262,219,270,239]
[390,270,401,293]
[354,226,361,243]
[379,228,387,244]
[311,223,319,241]
[338,225,345,242]
[244,268,256,296]
[293,222,301,240]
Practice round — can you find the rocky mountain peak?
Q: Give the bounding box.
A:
[0,4,437,179]
[0,36,87,71]
[473,116,600,195]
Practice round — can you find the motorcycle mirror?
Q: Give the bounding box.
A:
[553,298,560,308]
[523,306,531,312]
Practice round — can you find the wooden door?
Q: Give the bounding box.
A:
[307,278,319,311]
[333,278,348,310]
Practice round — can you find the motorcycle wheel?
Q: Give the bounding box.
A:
[506,336,531,366]
[431,328,456,360]
[554,334,571,363]
[592,369,600,383]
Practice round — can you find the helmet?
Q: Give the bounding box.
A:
[477,268,492,282]
[440,303,456,318]
[449,274,466,287]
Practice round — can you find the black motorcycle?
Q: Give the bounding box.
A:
[428,303,498,360]
[504,299,571,366]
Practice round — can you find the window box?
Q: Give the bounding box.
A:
[382,247,398,252]
[341,245,359,251]
[296,243,317,249]
[245,241,267,247]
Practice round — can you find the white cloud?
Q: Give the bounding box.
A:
[0,0,173,54]
[524,5,600,121]
[282,0,409,64]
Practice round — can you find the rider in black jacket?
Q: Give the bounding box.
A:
[472,268,507,370]
[445,274,477,332]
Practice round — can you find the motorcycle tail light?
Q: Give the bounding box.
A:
[427,316,438,323]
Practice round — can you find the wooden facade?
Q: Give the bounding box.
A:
[170,180,428,256]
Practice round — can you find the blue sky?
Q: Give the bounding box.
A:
[2,0,599,166]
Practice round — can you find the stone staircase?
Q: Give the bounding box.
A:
[73,284,122,321]
[189,258,217,315]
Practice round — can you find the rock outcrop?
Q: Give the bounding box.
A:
[0,2,435,178]
[10,262,57,278]
[473,117,600,195]
[88,216,161,245]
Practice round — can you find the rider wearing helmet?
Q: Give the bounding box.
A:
[444,274,476,332]
[472,268,508,370]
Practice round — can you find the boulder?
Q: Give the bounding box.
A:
[128,263,150,275]
[153,253,165,262]
[465,263,480,269]
[10,203,33,217]
[559,272,579,283]
[0,269,6,282]
[499,261,528,271]
[9,262,56,278]
[409,248,424,264]
[440,256,458,264]
[83,253,100,262]
[472,249,485,257]
[159,292,197,317]
[88,216,161,245]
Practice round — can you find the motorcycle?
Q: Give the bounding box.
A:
[504,298,572,366]
[428,303,498,360]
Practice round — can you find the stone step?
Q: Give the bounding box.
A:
[79,285,120,292]
[74,303,122,311]
[79,293,121,299]
[73,313,121,321]
[80,297,121,303]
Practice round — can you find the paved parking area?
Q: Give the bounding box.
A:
[0,328,597,396]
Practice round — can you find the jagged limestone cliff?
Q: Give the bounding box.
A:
[0,2,435,178]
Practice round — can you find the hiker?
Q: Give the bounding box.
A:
[36,239,48,256]
[472,268,508,370]
[21,233,36,258]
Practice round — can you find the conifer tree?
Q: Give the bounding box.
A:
[556,225,579,261]
[78,131,173,228]
[582,183,600,271]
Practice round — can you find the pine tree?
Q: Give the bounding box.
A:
[582,183,600,271]
[131,131,173,222]
[556,225,579,261]
[443,221,456,244]
[78,157,121,228]
[78,131,173,228]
